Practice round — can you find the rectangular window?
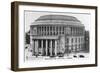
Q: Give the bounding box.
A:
[47,26,49,35]
[50,26,52,35]
[62,27,64,34]
[53,26,55,35]
[44,26,46,35]
[56,27,58,35]
[71,45,73,51]
[59,27,61,34]
[71,38,73,43]
[75,45,77,49]
[81,38,83,42]
[79,38,80,43]
[66,38,69,43]
[71,27,73,35]
[75,38,77,43]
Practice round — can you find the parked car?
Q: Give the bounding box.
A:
[79,55,85,58]
[73,55,77,58]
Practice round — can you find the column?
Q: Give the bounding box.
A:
[37,40,39,55]
[43,26,44,35]
[55,40,57,56]
[55,26,56,35]
[46,26,47,35]
[32,40,35,55]
[46,40,48,56]
[53,26,55,35]
[44,26,46,35]
[57,26,59,35]
[56,27,58,35]
[58,27,60,35]
[41,26,42,35]
[42,26,44,36]
[51,26,53,35]
[76,28,77,35]
[35,40,38,55]
[61,27,62,34]
[34,40,36,55]
[37,27,38,35]
[41,40,43,55]
[45,26,47,35]
[30,37,32,50]
[71,27,73,35]
[50,40,52,56]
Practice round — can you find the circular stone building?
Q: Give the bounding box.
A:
[30,15,85,57]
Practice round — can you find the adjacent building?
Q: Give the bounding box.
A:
[84,31,89,52]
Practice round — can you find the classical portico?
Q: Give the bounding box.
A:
[32,39,58,56]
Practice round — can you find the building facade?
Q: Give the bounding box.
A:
[84,31,89,52]
[30,15,85,57]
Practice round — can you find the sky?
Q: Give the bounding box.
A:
[25,10,91,32]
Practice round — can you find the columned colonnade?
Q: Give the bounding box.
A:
[32,39,57,56]
[36,25,84,36]
[37,25,65,35]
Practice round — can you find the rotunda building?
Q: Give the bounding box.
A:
[30,15,85,56]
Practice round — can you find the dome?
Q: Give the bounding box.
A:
[35,15,80,22]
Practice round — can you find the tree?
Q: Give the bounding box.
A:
[25,31,30,44]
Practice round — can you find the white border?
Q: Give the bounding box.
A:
[19,5,96,68]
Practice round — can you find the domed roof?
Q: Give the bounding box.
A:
[35,15,80,22]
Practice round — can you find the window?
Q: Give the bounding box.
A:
[81,38,83,42]
[53,26,55,35]
[67,46,69,50]
[33,27,37,35]
[79,38,80,43]
[62,27,64,34]
[71,38,73,43]
[79,44,81,49]
[71,45,73,51]
[50,26,52,35]
[75,38,77,43]
[59,27,61,34]
[71,27,73,34]
[66,38,69,43]
[75,45,77,49]
[56,27,58,35]
[47,26,49,35]
[44,26,46,35]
